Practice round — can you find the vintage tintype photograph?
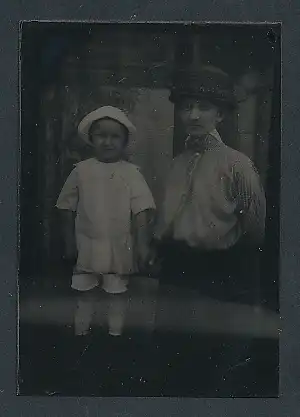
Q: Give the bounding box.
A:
[19,22,280,398]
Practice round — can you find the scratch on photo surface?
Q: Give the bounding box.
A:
[130,13,138,21]
[227,357,251,371]
[44,390,59,396]
[72,340,92,370]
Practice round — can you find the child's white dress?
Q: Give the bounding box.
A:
[56,158,155,291]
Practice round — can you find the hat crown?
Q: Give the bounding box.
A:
[78,105,136,145]
[92,105,127,117]
[170,66,236,108]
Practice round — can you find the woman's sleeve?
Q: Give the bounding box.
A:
[56,167,79,212]
[231,157,266,244]
[130,167,156,215]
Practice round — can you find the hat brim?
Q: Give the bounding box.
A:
[169,90,237,110]
[78,107,136,145]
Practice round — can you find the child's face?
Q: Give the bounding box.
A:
[89,118,128,162]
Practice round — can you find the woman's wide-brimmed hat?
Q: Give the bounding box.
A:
[169,66,237,109]
[78,106,136,145]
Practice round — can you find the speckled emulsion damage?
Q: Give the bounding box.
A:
[18,22,280,398]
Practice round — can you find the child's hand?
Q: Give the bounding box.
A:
[147,246,162,277]
[137,245,162,277]
[137,244,151,274]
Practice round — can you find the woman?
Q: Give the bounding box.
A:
[154,66,266,305]
[152,67,267,396]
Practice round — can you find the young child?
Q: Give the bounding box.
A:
[56,106,156,335]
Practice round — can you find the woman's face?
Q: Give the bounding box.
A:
[178,98,223,138]
[89,118,128,162]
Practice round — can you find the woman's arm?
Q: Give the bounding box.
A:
[232,158,266,246]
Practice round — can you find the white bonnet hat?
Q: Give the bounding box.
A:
[78,106,136,144]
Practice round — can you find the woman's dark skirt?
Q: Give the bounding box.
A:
[155,238,261,305]
[153,238,263,396]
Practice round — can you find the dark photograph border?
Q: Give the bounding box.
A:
[0,0,299,416]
